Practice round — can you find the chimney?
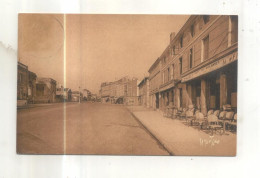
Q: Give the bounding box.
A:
[170,32,176,42]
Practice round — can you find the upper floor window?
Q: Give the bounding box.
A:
[171,45,175,56]
[190,24,195,37]
[171,64,174,80]
[167,67,170,81]
[201,35,209,61]
[203,15,210,24]
[179,57,183,74]
[189,48,193,69]
[180,35,183,48]
[163,57,166,64]
[228,15,238,46]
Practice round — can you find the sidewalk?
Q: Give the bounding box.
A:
[127,105,236,156]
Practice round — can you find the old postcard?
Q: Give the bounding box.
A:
[17,14,238,155]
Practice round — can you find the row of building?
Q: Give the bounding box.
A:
[138,15,238,115]
[17,62,97,106]
[99,76,139,105]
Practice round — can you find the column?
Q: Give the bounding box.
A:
[220,73,227,109]
[187,84,192,106]
[176,88,180,108]
[201,79,207,115]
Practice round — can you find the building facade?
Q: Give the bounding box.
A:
[148,15,238,115]
[17,62,38,106]
[35,78,57,103]
[17,62,29,102]
[28,71,37,103]
[100,76,139,105]
[138,77,150,107]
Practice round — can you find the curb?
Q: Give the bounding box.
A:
[126,107,174,156]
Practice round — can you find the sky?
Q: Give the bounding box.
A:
[19,14,189,94]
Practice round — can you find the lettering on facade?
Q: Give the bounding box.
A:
[182,51,238,82]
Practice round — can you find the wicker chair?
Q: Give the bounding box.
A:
[207,114,224,135]
[227,113,237,132]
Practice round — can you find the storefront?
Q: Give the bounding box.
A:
[181,46,237,115]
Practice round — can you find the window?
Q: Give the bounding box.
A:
[163,57,166,64]
[180,35,183,48]
[179,57,183,74]
[228,15,238,46]
[190,24,195,37]
[189,48,193,69]
[172,45,175,56]
[162,72,165,84]
[167,67,170,81]
[19,73,23,83]
[202,35,209,61]
[171,64,174,80]
[203,15,210,24]
[36,84,44,96]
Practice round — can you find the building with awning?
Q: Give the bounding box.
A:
[147,15,238,115]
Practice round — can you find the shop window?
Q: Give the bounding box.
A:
[189,48,193,69]
[179,88,183,107]
[202,35,209,61]
[179,57,183,74]
[190,24,195,37]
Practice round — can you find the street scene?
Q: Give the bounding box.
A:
[17,14,238,155]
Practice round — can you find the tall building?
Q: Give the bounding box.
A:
[148,15,238,115]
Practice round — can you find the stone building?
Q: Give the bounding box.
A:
[148,58,161,109]
[35,78,57,103]
[56,84,72,102]
[148,15,238,115]
[17,62,38,105]
[100,76,139,105]
[138,77,150,107]
[17,62,29,106]
[28,71,37,103]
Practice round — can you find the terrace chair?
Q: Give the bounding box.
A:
[213,110,220,117]
[185,105,196,125]
[227,113,237,132]
[207,114,224,135]
[174,107,183,119]
[218,111,227,125]
[207,109,214,116]
[179,108,188,120]
[192,112,206,129]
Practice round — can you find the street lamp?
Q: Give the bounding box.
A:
[79,86,81,104]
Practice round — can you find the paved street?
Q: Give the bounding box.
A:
[17,102,169,155]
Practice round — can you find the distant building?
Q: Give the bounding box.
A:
[17,62,37,106]
[100,76,139,105]
[28,71,37,104]
[82,89,91,101]
[56,85,72,102]
[35,78,57,103]
[138,77,149,107]
[17,62,29,106]
[71,91,82,102]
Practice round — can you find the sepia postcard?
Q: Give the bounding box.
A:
[17,14,238,156]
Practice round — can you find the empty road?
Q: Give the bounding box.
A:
[17,102,169,155]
